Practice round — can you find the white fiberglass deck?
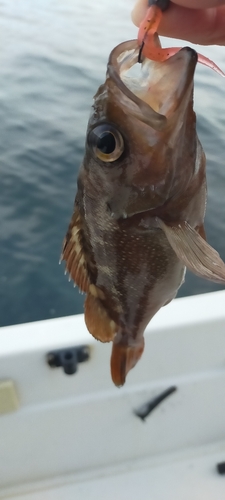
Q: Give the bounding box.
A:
[0,290,225,499]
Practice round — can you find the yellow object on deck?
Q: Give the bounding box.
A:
[0,380,19,415]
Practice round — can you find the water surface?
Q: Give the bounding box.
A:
[1,0,225,327]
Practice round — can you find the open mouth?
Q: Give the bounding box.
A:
[108,41,197,129]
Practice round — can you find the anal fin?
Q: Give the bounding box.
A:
[84,291,116,343]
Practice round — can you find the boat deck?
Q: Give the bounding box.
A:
[0,291,225,499]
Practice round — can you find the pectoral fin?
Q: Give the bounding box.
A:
[156,218,225,284]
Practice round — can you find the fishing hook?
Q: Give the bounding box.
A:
[138,0,170,63]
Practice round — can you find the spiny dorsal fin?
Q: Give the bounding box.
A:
[61,207,90,292]
[157,218,225,284]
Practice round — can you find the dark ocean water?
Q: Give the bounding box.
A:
[1,0,225,327]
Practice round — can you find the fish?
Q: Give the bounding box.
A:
[62,38,225,387]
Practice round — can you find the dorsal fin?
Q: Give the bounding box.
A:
[62,206,118,344]
[61,207,90,292]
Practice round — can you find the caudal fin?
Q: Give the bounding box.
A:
[110,338,144,387]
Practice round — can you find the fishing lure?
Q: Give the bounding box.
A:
[138,0,225,77]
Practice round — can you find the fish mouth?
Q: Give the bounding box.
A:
[107,40,197,131]
[117,203,168,225]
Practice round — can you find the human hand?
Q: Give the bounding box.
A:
[132,0,225,45]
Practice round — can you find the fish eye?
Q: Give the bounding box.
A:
[88,124,124,162]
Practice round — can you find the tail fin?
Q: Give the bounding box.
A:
[110,338,144,387]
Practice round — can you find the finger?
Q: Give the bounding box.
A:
[132,0,149,26]
[131,0,225,26]
[132,1,225,45]
[158,4,225,45]
[169,0,225,7]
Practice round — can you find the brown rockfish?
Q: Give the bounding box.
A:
[62,40,225,387]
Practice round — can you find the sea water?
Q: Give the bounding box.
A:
[0,0,225,326]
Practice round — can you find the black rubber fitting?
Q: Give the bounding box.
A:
[148,0,170,12]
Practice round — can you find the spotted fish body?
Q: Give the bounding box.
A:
[62,40,225,386]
